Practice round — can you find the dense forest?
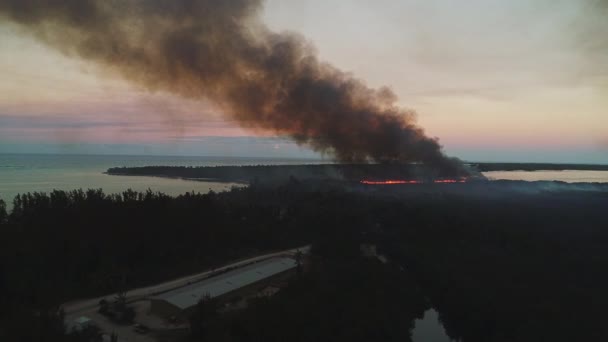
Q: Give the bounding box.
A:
[1,180,607,341]
[0,186,311,341]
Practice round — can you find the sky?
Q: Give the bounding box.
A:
[0,0,606,163]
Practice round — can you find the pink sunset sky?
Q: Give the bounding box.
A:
[0,0,606,162]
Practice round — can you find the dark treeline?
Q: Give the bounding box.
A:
[0,198,6,223]
[1,181,608,341]
[474,162,608,172]
[106,163,473,184]
[4,187,309,297]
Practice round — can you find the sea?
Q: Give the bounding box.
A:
[0,154,329,205]
[483,170,608,183]
[1,154,608,206]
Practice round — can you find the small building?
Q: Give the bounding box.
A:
[150,257,297,319]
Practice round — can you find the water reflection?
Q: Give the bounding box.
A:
[412,309,453,342]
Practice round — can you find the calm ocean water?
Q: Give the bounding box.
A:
[1,154,607,205]
[0,154,328,205]
[483,170,608,183]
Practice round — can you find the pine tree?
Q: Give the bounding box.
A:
[0,198,6,223]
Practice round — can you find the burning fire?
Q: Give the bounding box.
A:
[361,178,467,185]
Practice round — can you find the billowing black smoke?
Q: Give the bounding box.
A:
[0,0,464,174]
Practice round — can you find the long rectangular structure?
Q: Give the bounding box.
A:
[150,257,297,318]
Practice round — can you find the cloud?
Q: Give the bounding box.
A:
[169,136,290,143]
[0,114,128,129]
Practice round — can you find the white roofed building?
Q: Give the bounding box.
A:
[150,257,297,319]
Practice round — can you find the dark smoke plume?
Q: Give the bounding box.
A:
[0,0,463,173]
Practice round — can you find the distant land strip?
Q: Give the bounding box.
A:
[106,163,608,183]
[473,163,608,172]
[106,164,474,183]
